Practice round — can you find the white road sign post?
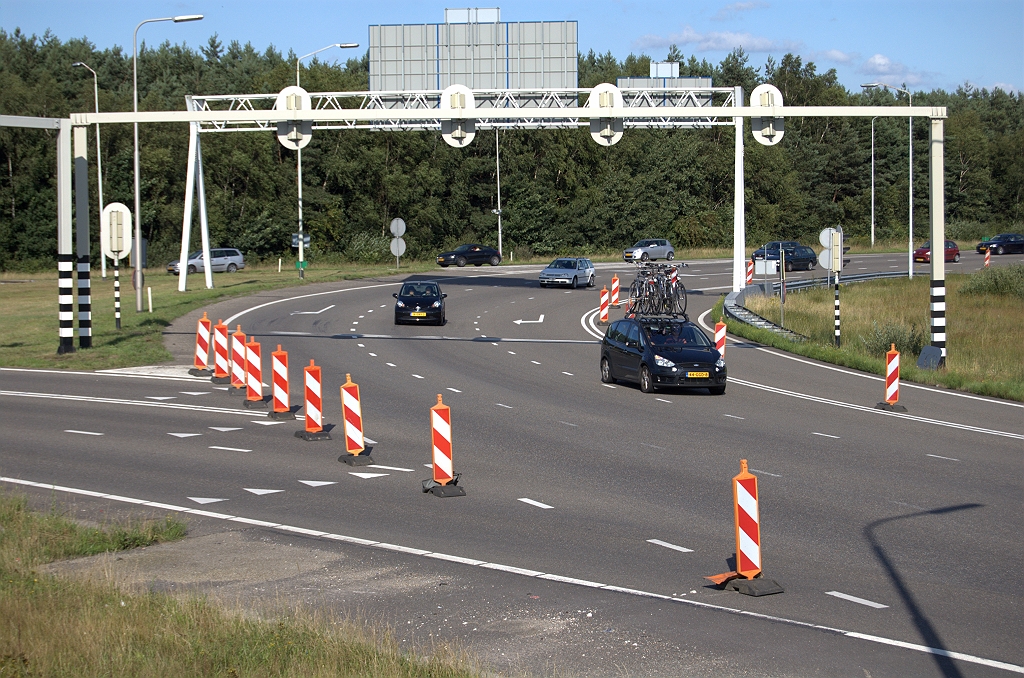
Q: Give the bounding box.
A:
[276,86,313,279]
[101,202,131,330]
[390,217,407,268]
[819,227,844,346]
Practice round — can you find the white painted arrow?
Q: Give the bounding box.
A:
[349,472,389,480]
[188,497,227,504]
[513,314,545,325]
[167,432,202,438]
[244,488,284,495]
[299,480,337,487]
[290,304,336,315]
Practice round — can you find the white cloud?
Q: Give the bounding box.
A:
[710,1,770,21]
[857,53,932,87]
[991,82,1018,93]
[634,25,801,53]
[810,49,857,65]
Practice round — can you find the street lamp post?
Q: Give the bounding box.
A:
[862,83,913,277]
[72,61,106,278]
[294,42,358,280]
[870,116,878,249]
[494,128,502,258]
[134,13,203,311]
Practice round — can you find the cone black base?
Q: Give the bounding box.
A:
[874,402,908,412]
[295,430,332,441]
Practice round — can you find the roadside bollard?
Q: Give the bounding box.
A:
[706,460,783,596]
[229,325,246,395]
[212,319,230,384]
[422,395,465,497]
[610,274,621,308]
[599,286,610,324]
[269,345,295,419]
[746,260,754,286]
[715,320,727,359]
[296,359,331,441]
[339,373,374,466]
[189,312,212,377]
[243,338,265,409]
[985,248,991,267]
[875,343,907,412]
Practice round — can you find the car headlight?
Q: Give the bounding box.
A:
[654,354,675,367]
[716,358,726,369]
[431,300,441,308]
[396,300,405,308]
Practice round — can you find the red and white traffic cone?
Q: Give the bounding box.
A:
[243,338,266,409]
[670,266,678,287]
[746,260,754,286]
[269,345,295,419]
[599,286,610,324]
[339,373,374,465]
[296,359,331,441]
[212,319,230,384]
[706,460,783,596]
[876,343,907,412]
[189,312,213,377]
[610,274,620,307]
[423,394,465,497]
[985,248,991,268]
[715,319,727,359]
[229,325,246,396]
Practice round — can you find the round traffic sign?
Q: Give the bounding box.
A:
[819,227,840,248]
[389,218,406,237]
[390,237,407,257]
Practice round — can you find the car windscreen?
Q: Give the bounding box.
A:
[399,283,439,298]
[634,240,655,247]
[454,244,473,252]
[642,322,711,348]
[188,251,203,260]
[548,259,576,269]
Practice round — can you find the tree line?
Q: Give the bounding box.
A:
[0,29,1021,270]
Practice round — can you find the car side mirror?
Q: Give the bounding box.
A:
[442,293,447,298]
[392,293,398,298]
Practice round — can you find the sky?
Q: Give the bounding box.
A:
[2,0,1021,94]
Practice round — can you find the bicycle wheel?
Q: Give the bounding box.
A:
[674,284,688,315]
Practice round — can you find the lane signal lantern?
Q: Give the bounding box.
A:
[339,373,374,466]
[212,319,230,383]
[269,345,295,420]
[229,326,246,395]
[296,359,331,441]
[423,395,465,497]
[190,312,212,376]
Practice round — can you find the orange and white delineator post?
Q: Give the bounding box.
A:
[212,319,230,382]
[296,359,331,440]
[268,345,294,419]
[190,312,212,374]
[746,260,754,286]
[599,286,610,324]
[985,248,991,267]
[875,343,908,411]
[229,326,246,395]
[715,320,727,359]
[610,274,621,307]
[339,373,375,465]
[423,394,465,497]
[243,338,265,408]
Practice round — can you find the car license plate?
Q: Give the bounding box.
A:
[687,371,709,378]
[410,312,427,317]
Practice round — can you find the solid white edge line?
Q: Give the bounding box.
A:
[0,366,208,384]
[209,446,252,452]
[825,590,889,609]
[1,475,1020,673]
[0,390,266,418]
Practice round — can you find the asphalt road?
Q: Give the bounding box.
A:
[2,251,1022,676]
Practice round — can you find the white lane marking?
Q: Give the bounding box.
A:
[559,421,578,427]
[738,378,1024,441]
[145,396,176,401]
[386,362,396,367]
[380,305,386,308]
[603,384,616,388]
[496,403,513,409]
[368,464,414,472]
[213,387,229,391]
[349,328,356,332]
[1,366,211,385]
[412,374,424,379]
[357,343,365,347]
[168,432,202,438]
[209,427,242,432]
[564,291,572,294]
[508,351,516,355]
[367,309,373,312]
[812,432,841,439]
[359,315,365,318]
[244,488,283,495]
[64,429,104,436]
[447,387,462,393]
[513,314,545,325]
[518,498,554,509]
[251,420,286,426]
[562,371,574,376]
[927,454,961,461]
[655,397,672,403]
[350,472,389,480]
[750,469,782,477]
[187,497,227,504]
[268,331,312,336]
[0,390,267,418]
[299,480,337,487]
[640,442,666,450]
[826,591,889,609]
[364,437,378,444]
[528,297,535,300]
[423,464,433,468]
[724,414,745,419]
[368,352,377,357]
[290,304,336,315]
[647,539,694,553]
[179,391,210,396]
[352,321,359,325]
[2,475,1018,673]
[531,360,541,365]
[209,446,251,452]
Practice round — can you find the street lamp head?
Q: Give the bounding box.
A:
[172,14,204,22]
[337,42,359,49]
[72,61,85,67]
[861,83,880,89]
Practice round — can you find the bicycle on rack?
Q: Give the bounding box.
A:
[626,261,688,316]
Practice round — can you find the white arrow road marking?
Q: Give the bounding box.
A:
[290,304,335,315]
[513,314,545,325]
[209,446,251,452]
[251,421,286,426]
[349,472,389,480]
[146,396,176,401]
[299,481,337,487]
[244,488,284,495]
[188,497,227,504]
[826,591,889,609]
[518,498,553,509]
[368,465,414,472]
[209,427,242,432]
[647,539,694,553]
[168,433,202,438]
[180,391,210,396]
[64,429,103,435]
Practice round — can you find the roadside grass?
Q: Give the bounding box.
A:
[713,273,1024,402]
[0,490,481,678]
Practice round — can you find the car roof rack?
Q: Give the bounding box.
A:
[625,312,690,322]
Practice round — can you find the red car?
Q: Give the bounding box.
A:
[914,240,960,263]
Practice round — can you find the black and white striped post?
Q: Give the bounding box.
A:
[833,273,841,347]
[929,116,946,367]
[74,126,92,349]
[56,119,75,355]
[113,259,122,330]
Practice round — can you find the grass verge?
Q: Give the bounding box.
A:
[0,490,481,677]
[711,272,1024,402]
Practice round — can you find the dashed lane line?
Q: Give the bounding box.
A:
[447,388,462,393]
[209,446,251,452]
[750,469,782,477]
[4,475,1017,674]
[64,429,103,436]
[826,591,889,609]
[518,498,554,509]
[496,403,513,409]
[723,414,745,420]
[927,454,961,462]
[812,432,841,439]
[647,539,694,553]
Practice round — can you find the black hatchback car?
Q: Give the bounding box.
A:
[600,316,726,394]
[751,241,816,271]
[394,281,446,325]
[976,233,1024,255]
[436,243,501,267]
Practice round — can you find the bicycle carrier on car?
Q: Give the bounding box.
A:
[625,261,689,319]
